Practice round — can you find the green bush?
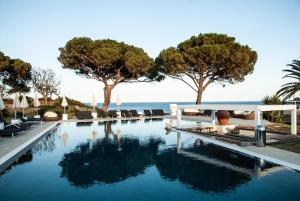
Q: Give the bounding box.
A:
[262,95,283,123]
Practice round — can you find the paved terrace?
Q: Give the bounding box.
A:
[0,122,58,172]
[172,128,300,171]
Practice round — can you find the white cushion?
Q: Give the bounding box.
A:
[184,108,200,113]
[44,111,58,118]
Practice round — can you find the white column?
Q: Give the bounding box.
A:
[291,109,297,135]
[254,109,261,127]
[211,110,216,131]
[176,108,182,128]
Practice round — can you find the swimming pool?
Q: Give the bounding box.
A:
[1,119,300,201]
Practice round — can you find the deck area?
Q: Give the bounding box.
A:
[0,122,58,172]
[174,127,300,171]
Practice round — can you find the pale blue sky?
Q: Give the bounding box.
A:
[0,0,300,103]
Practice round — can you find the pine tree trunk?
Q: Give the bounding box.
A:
[44,95,48,104]
[196,87,204,104]
[102,85,112,112]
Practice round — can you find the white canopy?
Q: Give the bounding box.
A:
[92,94,97,108]
[34,93,40,108]
[116,96,122,106]
[0,93,5,110]
[61,96,68,107]
[12,93,20,109]
[20,95,29,109]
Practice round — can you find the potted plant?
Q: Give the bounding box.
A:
[216,110,230,125]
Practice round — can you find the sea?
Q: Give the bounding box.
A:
[93,101,261,113]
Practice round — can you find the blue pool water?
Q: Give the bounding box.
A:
[0,119,300,201]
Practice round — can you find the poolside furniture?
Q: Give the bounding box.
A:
[76,111,93,120]
[203,110,212,116]
[151,109,165,116]
[20,117,42,125]
[129,110,139,117]
[0,118,32,129]
[121,110,133,118]
[0,125,26,137]
[98,110,106,118]
[108,110,118,118]
[43,111,60,122]
[144,110,152,117]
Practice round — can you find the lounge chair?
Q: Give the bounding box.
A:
[108,110,118,118]
[121,110,133,118]
[76,111,93,120]
[98,110,106,118]
[203,110,212,116]
[129,110,139,117]
[144,110,152,117]
[0,125,26,137]
[20,117,42,125]
[151,109,165,116]
[0,118,32,129]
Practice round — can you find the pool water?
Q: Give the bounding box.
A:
[1,119,300,201]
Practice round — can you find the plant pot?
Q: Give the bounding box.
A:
[216,110,230,125]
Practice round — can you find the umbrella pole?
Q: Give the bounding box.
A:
[23,108,25,117]
[14,109,16,119]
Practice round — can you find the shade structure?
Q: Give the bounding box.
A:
[0,93,5,118]
[12,93,21,118]
[116,96,121,111]
[20,95,29,108]
[0,93,4,111]
[12,93,20,109]
[34,93,41,115]
[20,95,29,117]
[34,93,41,108]
[92,94,97,111]
[61,96,68,113]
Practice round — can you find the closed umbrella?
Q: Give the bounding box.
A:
[0,93,5,118]
[116,96,121,112]
[34,93,41,115]
[12,93,21,118]
[20,95,29,117]
[92,94,96,112]
[61,96,68,113]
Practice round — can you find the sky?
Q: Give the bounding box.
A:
[0,0,300,103]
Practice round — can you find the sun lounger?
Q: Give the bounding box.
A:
[0,118,32,129]
[0,125,26,137]
[108,110,118,118]
[98,110,106,118]
[76,111,93,120]
[144,110,152,117]
[129,110,139,117]
[151,109,165,116]
[20,117,41,125]
[121,110,133,118]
